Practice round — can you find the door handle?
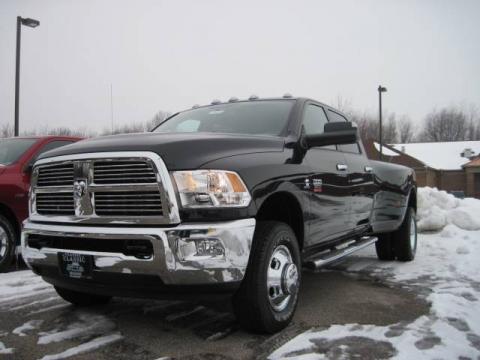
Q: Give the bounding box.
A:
[364,166,373,173]
[337,164,348,171]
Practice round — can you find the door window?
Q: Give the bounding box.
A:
[303,105,328,135]
[327,110,361,154]
[302,105,336,150]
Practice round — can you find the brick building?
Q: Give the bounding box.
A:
[363,140,480,198]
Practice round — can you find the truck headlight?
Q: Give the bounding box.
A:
[172,170,251,208]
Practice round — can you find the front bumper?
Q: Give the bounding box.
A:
[21,219,255,288]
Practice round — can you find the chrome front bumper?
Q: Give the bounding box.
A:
[21,219,255,285]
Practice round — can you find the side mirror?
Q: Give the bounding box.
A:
[304,122,357,149]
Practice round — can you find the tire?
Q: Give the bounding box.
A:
[233,221,301,334]
[375,233,395,261]
[0,215,16,273]
[54,286,112,306]
[393,207,417,262]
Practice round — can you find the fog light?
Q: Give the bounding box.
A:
[170,233,226,261]
[195,238,225,256]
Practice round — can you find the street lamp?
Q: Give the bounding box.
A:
[14,16,40,137]
[378,85,387,161]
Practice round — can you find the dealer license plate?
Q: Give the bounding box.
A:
[58,252,94,279]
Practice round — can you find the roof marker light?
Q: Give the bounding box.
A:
[211,99,221,105]
[228,97,239,103]
[192,104,200,109]
[283,93,293,98]
[248,95,259,100]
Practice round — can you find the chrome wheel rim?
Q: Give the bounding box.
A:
[410,217,417,251]
[267,244,299,312]
[0,226,7,259]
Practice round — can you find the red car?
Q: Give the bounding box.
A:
[0,136,82,271]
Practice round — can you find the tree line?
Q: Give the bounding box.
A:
[0,110,171,139]
[338,101,480,144]
[2,104,480,144]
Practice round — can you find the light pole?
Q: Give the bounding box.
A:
[15,16,40,137]
[378,85,387,161]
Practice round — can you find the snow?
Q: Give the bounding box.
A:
[39,332,123,360]
[417,187,480,232]
[391,141,480,170]
[374,142,399,156]
[0,270,53,306]
[0,341,14,355]
[12,319,43,337]
[270,187,480,359]
[38,312,116,345]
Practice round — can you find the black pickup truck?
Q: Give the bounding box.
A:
[22,96,417,333]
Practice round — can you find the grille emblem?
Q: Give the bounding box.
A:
[74,180,87,198]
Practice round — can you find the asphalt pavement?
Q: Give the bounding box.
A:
[0,259,429,360]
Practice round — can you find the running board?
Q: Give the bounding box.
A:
[304,236,377,270]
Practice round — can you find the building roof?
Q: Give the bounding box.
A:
[374,142,401,156]
[391,141,480,170]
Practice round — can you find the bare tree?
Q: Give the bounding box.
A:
[398,115,415,143]
[420,107,469,142]
[101,110,171,136]
[465,104,480,140]
[382,113,398,143]
[146,110,171,131]
[22,126,94,137]
[0,123,13,138]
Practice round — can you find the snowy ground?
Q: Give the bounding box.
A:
[0,187,478,359]
[270,188,480,359]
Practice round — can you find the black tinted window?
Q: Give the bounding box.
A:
[0,139,37,165]
[303,105,328,135]
[154,101,294,136]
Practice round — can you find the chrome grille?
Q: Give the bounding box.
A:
[95,191,163,216]
[93,160,157,184]
[36,193,74,215]
[37,163,74,187]
[30,152,180,225]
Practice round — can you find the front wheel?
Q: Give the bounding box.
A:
[0,215,16,273]
[233,221,301,334]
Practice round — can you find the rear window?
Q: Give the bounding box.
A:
[153,100,294,136]
[0,139,37,165]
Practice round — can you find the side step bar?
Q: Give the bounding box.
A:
[304,236,377,270]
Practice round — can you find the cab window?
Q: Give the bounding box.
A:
[303,105,328,135]
[327,110,361,154]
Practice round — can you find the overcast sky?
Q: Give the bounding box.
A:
[1,0,479,134]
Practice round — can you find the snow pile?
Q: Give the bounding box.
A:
[270,223,480,359]
[417,187,480,232]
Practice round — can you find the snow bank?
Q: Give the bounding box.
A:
[417,187,480,232]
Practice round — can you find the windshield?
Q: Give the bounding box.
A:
[153,100,294,136]
[0,138,37,165]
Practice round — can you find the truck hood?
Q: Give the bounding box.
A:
[38,132,285,170]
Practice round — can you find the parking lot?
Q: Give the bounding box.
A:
[0,254,429,360]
